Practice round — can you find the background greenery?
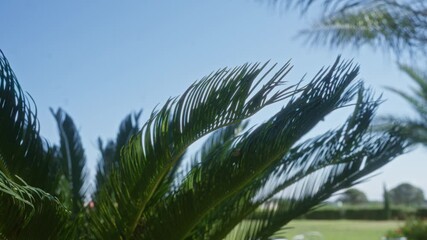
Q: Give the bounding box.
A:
[278,220,403,240]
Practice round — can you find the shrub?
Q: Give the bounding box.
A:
[385,219,427,240]
[401,219,427,240]
[384,228,405,239]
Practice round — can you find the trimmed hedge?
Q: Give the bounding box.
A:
[344,208,412,220]
[302,209,343,220]
[249,204,427,220]
[302,207,415,220]
[416,208,427,219]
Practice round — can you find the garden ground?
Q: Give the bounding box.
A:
[277,220,403,240]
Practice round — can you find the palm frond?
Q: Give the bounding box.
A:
[95,111,142,193]
[0,50,410,239]
[397,65,427,120]
[0,155,11,179]
[221,92,407,240]
[385,88,427,121]
[298,0,427,56]
[151,123,249,209]
[51,108,87,214]
[377,65,427,146]
[135,58,363,240]
[0,50,58,192]
[95,139,115,191]
[238,128,405,240]
[90,61,298,239]
[180,85,376,239]
[187,87,373,239]
[173,121,249,188]
[0,170,69,239]
[266,0,373,13]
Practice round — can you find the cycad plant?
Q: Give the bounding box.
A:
[380,65,427,146]
[0,50,407,239]
[272,0,427,149]
[272,0,427,57]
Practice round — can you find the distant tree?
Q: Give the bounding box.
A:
[337,188,368,205]
[388,183,425,206]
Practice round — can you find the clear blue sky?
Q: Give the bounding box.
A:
[1,0,425,200]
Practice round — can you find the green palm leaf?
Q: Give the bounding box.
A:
[224,127,406,240]
[169,121,249,191]
[0,170,69,239]
[91,61,297,238]
[51,108,87,214]
[188,87,377,239]
[135,58,363,239]
[282,0,427,56]
[379,65,427,146]
[95,111,142,192]
[0,50,58,192]
[394,65,427,121]
[268,0,374,13]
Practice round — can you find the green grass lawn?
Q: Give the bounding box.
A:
[276,220,403,240]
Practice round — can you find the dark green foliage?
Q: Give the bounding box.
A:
[0,50,58,192]
[344,208,413,220]
[0,170,69,239]
[95,111,142,192]
[416,208,427,219]
[51,108,87,215]
[0,51,69,239]
[0,51,408,239]
[386,219,427,240]
[299,206,415,220]
[401,219,427,240]
[301,209,343,220]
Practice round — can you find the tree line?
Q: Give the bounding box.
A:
[338,183,426,206]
